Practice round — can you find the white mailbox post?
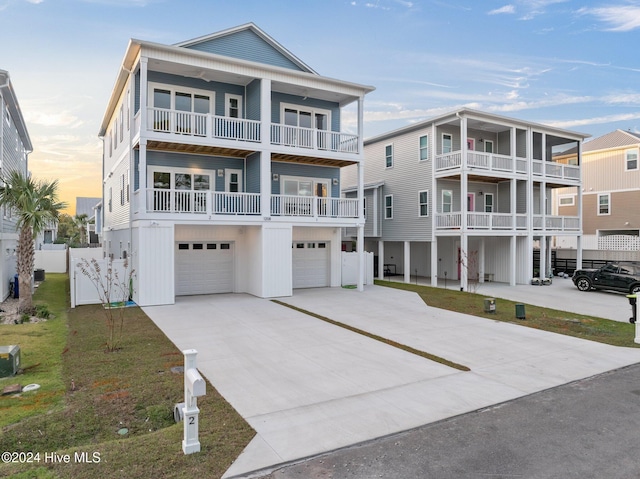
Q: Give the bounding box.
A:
[182,349,206,454]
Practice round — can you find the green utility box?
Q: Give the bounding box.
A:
[515,303,526,320]
[0,345,21,377]
[484,298,496,313]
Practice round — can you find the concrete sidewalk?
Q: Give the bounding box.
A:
[143,286,640,478]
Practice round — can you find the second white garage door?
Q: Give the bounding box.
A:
[175,242,234,295]
[292,242,329,289]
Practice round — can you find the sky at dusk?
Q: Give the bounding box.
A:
[1,0,639,213]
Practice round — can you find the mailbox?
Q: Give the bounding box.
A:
[186,368,206,397]
[182,349,206,455]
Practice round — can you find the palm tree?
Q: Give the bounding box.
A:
[0,171,66,312]
[72,213,88,246]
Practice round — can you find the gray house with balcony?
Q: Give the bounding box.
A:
[98,23,373,306]
[342,108,589,290]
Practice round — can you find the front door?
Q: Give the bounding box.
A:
[225,169,243,193]
[467,193,475,212]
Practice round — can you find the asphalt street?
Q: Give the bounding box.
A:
[263,362,640,479]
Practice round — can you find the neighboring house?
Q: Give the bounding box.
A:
[98,23,373,306]
[76,197,101,246]
[342,108,589,291]
[34,221,58,249]
[555,130,640,251]
[0,70,31,298]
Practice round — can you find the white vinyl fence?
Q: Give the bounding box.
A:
[341,251,374,286]
[34,250,67,273]
[70,255,130,308]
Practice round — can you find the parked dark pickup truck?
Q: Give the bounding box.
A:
[572,262,640,294]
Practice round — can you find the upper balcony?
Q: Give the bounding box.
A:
[141,189,359,223]
[435,150,580,184]
[140,107,360,156]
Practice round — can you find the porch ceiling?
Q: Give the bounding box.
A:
[145,141,356,166]
[271,153,356,167]
[146,140,255,158]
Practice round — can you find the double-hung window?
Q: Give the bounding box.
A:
[385,144,393,168]
[442,190,453,213]
[626,149,638,171]
[385,195,393,219]
[442,133,453,154]
[598,193,610,215]
[419,191,429,216]
[419,135,429,161]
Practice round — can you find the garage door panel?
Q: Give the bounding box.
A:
[292,242,329,289]
[176,242,234,295]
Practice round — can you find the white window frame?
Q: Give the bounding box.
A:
[625,148,638,171]
[419,190,429,217]
[442,190,453,213]
[280,102,331,130]
[558,195,575,207]
[148,166,215,192]
[384,195,393,219]
[442,133,453,154]
[225,93,243,118]
[280,175,330,197]
[419,135,429,161]
[484,193,494,213]
[385,144,394,168]
[148,82,215,114]
[484,140,494,154]
[597,193,610,216]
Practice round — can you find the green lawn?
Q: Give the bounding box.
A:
[0,274,254,479]
[377,280,640,348]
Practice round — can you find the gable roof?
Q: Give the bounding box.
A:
[582,129,640,153]
[174,23,317,74]
[0,70,32,152]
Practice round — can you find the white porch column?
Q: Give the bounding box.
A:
[577,235,583,270]
[378,240,385,280]
[510,235,517,286]
[431,239,438,287]
[139,57,148,141]
[478,238,485,283]
[404,241,411,284]
[539,236,547,279]
[357,160,365,292]
[576,140,583,271]
[260,79,272,217]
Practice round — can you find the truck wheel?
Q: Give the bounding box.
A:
[630,285,640,295]
[576,277,592,291]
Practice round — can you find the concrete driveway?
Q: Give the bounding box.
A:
[143,285,640,478]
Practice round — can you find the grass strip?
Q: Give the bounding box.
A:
[377,280,640,348]
[271,299,470,372]
[1,276,254,479]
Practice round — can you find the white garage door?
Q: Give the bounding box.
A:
[292,242,329,289]
[175,242,234,295]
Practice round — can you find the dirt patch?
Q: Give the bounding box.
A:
[0,294,48,325]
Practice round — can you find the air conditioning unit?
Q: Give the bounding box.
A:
[0,345,20,378]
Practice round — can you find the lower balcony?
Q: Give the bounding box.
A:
[436,212,579,232]
[145,189,359,219]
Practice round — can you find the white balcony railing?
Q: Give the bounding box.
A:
[148,108,261,142]
[270,124,359,153]
[145,189,359,219]
[270,195,359,218]
[532,160,580,181]
[146,107,360,154]
[436,212,580,232]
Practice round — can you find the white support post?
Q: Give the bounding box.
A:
[378,240,385,280]
[404,241,411,284]
[182,349,206,455]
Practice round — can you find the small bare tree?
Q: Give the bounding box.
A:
[459,249,480,293]
[77,257,135,352]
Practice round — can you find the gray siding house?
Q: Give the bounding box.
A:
[343,108,589,290]
[0,70,31,298]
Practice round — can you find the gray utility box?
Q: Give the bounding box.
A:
[0,345,21,377]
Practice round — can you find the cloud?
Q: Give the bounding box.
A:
[547,112,640,129]
[578,4,640,31]
[25,0,44,4]
[489,5,515,15]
